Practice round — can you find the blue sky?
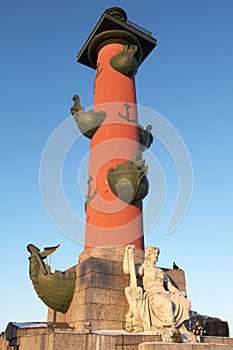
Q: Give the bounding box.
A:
[1,0,233,336]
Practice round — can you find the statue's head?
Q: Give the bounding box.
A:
[144,246,160,264]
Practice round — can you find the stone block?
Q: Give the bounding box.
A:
[109,289,127,305]
[89,287,110,304]
[77,270,128,291]
[201,336,233,345]
[0,338,11,350]
[163,269,187,295]
[19,333,53,350]
[112,260,125,276]
[90,320,124,330]
[76,271,92,290]
[122,334,146,345]
[53,333,87,350]
[70,287,110,306]
[113,333,161,346]
[78,246,144,264]
[91,303,127,322]
[70,303,91,321]
[91,271,115,289]
[77,257,113,277]
[70,321,85,332]
[115,346,138,350]
[86,334,115,350]
[138,342,233,350]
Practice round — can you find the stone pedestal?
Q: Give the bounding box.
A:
[47,247,188,332]
[2,329,233,350]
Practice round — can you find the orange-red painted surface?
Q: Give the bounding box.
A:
[85,43,144,250]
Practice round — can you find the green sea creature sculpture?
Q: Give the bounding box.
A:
[27,244,76,313]
[110,45,138,77]
[107,151,149,204]
[70,95,84,115]
[71,95,106,139]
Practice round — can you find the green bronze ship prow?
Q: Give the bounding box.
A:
[107,151,149,204]
[27,244,76,313]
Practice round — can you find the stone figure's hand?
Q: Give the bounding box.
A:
[138,265,144,277]
[127,244,135,255]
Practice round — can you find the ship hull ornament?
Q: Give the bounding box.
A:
[71,95,106,139]
[27,244,76,313]
[110,44,138,78]
[138,124,154,151]
[107,151,149,204]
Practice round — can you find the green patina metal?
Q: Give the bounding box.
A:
[73,109,106,139]
[27,244,76,313]
[71,95,106,139]
[110,44,138,77]
[70,95,84,115]
[107,151,149,204]
[87,30,143,70]
[138,124,154,151]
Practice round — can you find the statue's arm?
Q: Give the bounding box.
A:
[123,244,135,274]
[165,275,184,295]
[138,264,144,277]
[123,245,130,274]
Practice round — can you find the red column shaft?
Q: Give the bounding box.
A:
[85,43,144,250]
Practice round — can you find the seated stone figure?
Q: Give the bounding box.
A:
[123,245,197,342]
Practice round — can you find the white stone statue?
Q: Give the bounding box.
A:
[123,245,197,342]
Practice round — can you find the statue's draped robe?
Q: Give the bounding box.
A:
[140,266,190,330]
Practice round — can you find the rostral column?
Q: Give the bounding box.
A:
[75,8,156,250]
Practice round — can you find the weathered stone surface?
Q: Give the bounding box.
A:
[91,320,124,331]
[77,256,113,277]
[19,333,53,350]
[78,246,144,264]
[3,330,233,350]
[164,268,187,295]
[201,336,233,345]
[2,332,162,350]
[109,289,126,305]
[115,346,138,350]
[0,337,12,350]
[139,342,233,350]
[112,260,125,276]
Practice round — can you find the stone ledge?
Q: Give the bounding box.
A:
[12,331,162,350]
[78,246,145,264]
[201,336,233,345]
[139,342,233,350]
[2,330,233,350]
